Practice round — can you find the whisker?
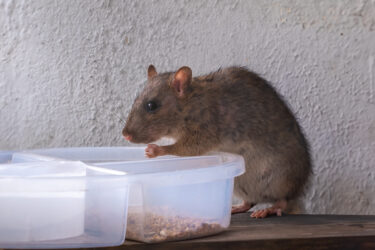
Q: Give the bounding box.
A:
[112,113,126,124]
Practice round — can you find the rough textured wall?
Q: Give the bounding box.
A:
[0,0,374,214]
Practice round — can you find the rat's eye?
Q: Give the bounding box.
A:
[146,101,158,113]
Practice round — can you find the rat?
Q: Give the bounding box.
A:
[122,65,312,218]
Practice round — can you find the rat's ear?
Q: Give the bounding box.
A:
[170,66,192,98]
[147,65,157,80]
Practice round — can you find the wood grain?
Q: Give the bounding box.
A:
[28,214,374,250]
[121,214,375,250]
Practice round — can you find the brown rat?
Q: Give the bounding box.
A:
[122,65,311,218]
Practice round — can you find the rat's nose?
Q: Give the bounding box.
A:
[122,128,132,141]
[124,134,132,141]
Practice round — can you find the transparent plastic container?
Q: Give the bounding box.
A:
[11,147,174,163]
[12,147,245,243]
[0,161,129,248]
[0,151,14,163]
[105,153,245,243]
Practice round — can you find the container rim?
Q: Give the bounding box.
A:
[96,151,245,180]
[0,147,245,181]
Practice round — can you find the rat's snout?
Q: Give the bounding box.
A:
[122,127,133,141]
[124,134,132,141]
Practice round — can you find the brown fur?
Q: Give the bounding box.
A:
[123,66,312,213]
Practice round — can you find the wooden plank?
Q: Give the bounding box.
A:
[121,214,375,250]
[121,236,375,250]
[12,214,372,250]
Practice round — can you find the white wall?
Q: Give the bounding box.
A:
[0,0,374,215]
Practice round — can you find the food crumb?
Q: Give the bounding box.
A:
[126,210,224,243]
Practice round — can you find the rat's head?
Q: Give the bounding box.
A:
[122,65,193,143]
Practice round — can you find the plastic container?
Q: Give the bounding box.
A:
[0,161,129,249]
[11,147,174,163]
[12,147,245,243]
[103,153,245,243]
[0,151,14,163]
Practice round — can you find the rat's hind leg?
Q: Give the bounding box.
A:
[231,201,254,214]
[250,200,287,218]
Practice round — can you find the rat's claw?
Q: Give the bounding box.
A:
[250,201,286,218]
[145,144,160,158]
[250,210,262,218]
[251,209,269,218]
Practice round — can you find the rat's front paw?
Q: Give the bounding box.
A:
[145,144,163,158]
